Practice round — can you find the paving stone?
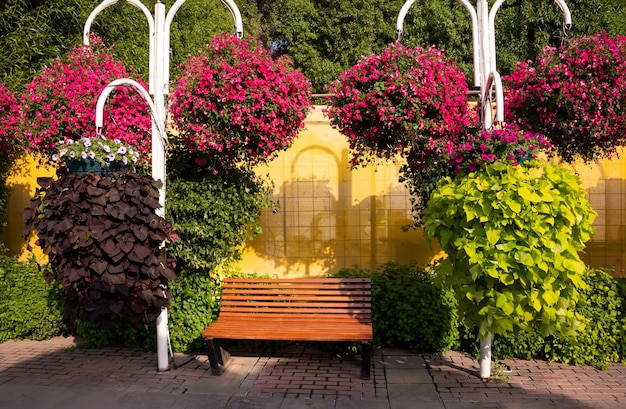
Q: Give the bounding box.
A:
[385,368,433,384]
[387,383,441,402]
[225,396,284,409]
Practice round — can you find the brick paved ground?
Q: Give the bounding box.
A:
[427,351,626,407]
[0,337,206,396]
[2,337,626,408]
[242,346,387,400]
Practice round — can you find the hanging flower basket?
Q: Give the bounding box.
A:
[22,169,178,323]
[504,32,626,163]
[18,36,152,164]
[325,42,476,167]
[65,158,125,175]
[53,135,140,174]
[66,157,102,174]
[169,32,312,170]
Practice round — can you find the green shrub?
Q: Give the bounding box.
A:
[424,162,595,340]
[166,145,273,275]
[0,254,65,341]
[168,272,222,353]
[543,268,622,368]
[473,268,624,368]
[333,261,459,353]
[75,316,155,350]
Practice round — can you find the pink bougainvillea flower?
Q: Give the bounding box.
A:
[445,124,551,175]
[325,42,476,167]
[504,32,626,163]
[169,32,312,170]
[19,36,152,164]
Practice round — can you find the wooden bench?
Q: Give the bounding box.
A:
[202,277,373,379]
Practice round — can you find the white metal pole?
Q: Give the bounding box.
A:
[152,1,170,373]
[477,0,493,377]
[479,332,492,379]
[86,0,244,373]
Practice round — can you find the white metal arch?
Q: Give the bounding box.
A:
[84,0,156,93]
[396,0,572,88]
[83,0,244,95]
[95,78,166,145]
[85,0,244,372]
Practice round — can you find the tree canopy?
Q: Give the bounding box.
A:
[1,0,625,92]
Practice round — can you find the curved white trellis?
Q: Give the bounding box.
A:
[484,71,504,125]
[85,0,244,372]
[397,0,572,132]
[84,0,156,93]
[94,78,166,144]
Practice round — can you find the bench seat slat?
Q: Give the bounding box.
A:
[222,290,371,297]
[217,311,372,320]
[203,318,372,341]
[225,278,370,284]
[221,301,370,308]
[203,278,374,379]
[219,306,370,314]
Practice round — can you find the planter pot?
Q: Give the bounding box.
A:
[66,158,124,175]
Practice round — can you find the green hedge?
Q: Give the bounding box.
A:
[3,252,626,368]
[0,254,65,342]
[333,261,460,353]
[464,268,625,368]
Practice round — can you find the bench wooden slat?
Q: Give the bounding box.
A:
[221,301,370,308]
[203,277,373,379]
[224,278,370,283]
[222,294,370,301]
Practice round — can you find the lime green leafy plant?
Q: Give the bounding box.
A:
[424,161,596,340]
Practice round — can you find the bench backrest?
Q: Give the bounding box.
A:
[218,278,371,323]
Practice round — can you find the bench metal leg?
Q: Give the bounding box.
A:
[361,342,372,380]
[204,338,226,375]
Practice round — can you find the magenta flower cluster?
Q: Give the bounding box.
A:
[170,32,312,170]
[325,42,475,167]
[18,37,152,164]
[504,32,626,163]
[0,84,19,156]
[446,124,551,175]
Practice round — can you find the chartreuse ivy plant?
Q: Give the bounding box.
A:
[424,160,596,341]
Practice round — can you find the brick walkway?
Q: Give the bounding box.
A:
[242,347,387,400]
[1,337,626,408]
[426,351,626,407]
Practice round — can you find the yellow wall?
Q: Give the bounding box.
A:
[3,107,626,278]
[236,107,436,277]
[1,155,54,262]
[575,154,626,277]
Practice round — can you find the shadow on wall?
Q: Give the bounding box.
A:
[580,176,626,278]
[245,174,435,277]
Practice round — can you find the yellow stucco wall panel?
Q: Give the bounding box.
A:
[1,154,54,262]
[2,107,624,278]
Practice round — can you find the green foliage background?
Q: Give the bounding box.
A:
[0,254,65,342]
[333,261,460,353]
[2,0,625,92]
